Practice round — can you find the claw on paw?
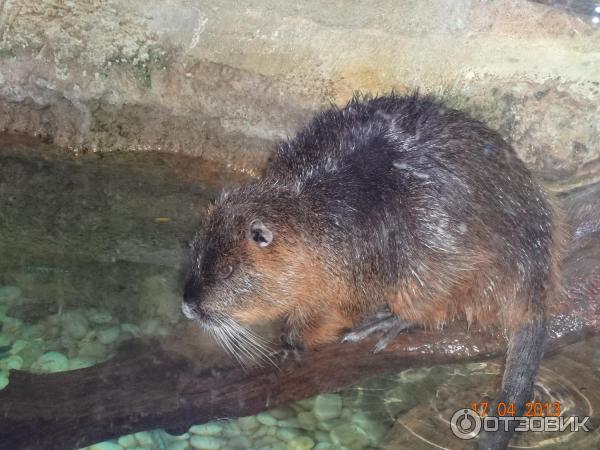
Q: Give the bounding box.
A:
[342,314,411,352]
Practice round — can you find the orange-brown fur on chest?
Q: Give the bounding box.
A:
[229,236,370,346]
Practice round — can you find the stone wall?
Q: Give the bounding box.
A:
[0,0,599,187]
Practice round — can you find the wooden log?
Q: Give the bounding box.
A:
[1,184,598,450]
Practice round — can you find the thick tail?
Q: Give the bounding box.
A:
[477,316,546,450]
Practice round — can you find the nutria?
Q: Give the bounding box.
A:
[182,94,561,450]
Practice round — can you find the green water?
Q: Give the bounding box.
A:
[1,137,599,450]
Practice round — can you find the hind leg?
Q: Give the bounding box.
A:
[340,274,457,352]
[341,307,413,352]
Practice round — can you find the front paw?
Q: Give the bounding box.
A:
[275,333,303,364]
[280,332,304,351]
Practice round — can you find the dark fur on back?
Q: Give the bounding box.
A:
[267,94,554,312]
[183,93,560,449]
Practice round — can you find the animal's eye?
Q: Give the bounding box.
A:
[219,264,234,279]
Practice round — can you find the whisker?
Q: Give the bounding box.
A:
[209,320,247,367]
[199,314,279,368]
[221,317,278,368]
[227,319,278,366]
[223,322,267,367]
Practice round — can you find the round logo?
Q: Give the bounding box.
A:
[450,408,481,440]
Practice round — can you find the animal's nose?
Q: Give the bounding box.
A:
[182,278,204,320]
[181,301,196,319]
[183,277,202,304]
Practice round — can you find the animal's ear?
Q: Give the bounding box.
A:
[249,219,273,248]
